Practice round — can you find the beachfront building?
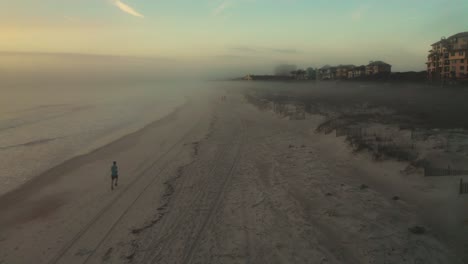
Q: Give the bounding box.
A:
[318,61,391,80]
[351,65,366,78]
[291,69,307,80]
[336,65,355,79]
[427,32,468,82]
[318,65,336,80]
[366,61,392,75]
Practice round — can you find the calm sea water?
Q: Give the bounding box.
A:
[0,81,188,195]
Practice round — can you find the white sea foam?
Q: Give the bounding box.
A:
[0,81,188,195]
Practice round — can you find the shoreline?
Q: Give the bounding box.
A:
[0,83,189,197]
[0,98,189,208]
[0,89,214,263]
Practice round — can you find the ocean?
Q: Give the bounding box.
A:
[0,81,188,195]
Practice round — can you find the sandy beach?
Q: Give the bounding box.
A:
[0,83,465,264]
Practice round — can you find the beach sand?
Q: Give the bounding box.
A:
[0,85,464,263]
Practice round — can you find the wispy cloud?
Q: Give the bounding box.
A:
[213,1,231,16]
[230,46,301,54]
[111,0,144,18]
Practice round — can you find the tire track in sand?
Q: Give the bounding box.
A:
[48,116,202,264]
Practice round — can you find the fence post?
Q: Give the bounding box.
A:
[460,178,463,194]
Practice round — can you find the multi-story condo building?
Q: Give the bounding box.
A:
[351,65,366,78]
[366,61,392,75]
[427,32,468,81]
[318,61,391,80]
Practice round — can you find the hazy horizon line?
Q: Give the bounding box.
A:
[0,50,427,72]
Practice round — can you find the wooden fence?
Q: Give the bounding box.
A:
[460,179,468,194]
[424,166,468,177]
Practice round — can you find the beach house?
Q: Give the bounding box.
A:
[336,65,355,79]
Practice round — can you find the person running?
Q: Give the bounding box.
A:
[111,161,119,190]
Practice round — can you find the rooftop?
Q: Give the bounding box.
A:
[352,66,366,71]
[367,61,391,66]
[431,31,468,46]
[337,64,356,68]
[449,31,468,39]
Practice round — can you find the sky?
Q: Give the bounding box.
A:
[1,0,468,76]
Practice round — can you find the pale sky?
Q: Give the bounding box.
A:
[1,0,468,74]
